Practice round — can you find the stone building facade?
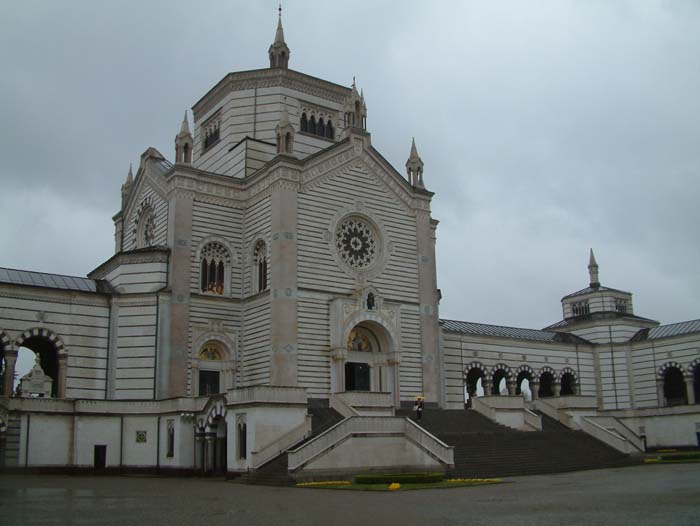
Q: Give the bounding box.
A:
[0,14,698,476]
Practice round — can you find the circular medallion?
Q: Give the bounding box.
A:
[335,217,378,270]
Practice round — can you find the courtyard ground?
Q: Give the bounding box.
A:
[1,463,698,525]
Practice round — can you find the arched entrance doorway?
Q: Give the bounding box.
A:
[663,366,687,406]
[335,321,399,405]
[538,369,555,398]
[464,363,486,407]
[560,371,577,396]
[14,329,66,398]
[515,366,535,400]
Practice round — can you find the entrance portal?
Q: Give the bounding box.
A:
[345,362,370,391]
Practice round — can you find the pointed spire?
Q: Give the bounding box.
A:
[126,163,133,185]
[406,137,425,189]
[179,111,190,136]
[588,248,600,287]
[269,5,290,69]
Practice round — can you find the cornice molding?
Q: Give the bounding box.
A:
[0,285,110,307]
[88,247,170,279]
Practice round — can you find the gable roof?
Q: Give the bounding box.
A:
[440,319,588,344]
[562,284,630,300]
[544,311,659,330]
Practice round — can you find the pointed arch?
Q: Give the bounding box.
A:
[300,112,308,132]
[252,239,268,293]
[198,239,232,295]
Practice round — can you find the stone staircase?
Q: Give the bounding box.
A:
[1,414,21,468]
[236,407,344,486]
[396,408,638,478]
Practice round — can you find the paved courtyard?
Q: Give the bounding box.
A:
[1,464,699,526]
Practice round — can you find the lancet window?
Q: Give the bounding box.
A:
[200,242,230,295]
[202,112,221,151]
[572,301,590,316]
[253,240,268,293]
[299,111,333,140]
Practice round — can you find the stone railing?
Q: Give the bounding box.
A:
[533,397,599,430]
[329,393,359,417]
[250,415,313,469]
[226,385,307,406]
[472,396,541,431]
[287,416,454,472]
[583,416,644,453]
[331,392,394,416]
[580,416,642,454]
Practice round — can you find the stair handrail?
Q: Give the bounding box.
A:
[585,415,644,452]
[250,415,313,469]
[287,416,454,472]
[523,408,543,431]
[329,393,359,418]
[580,416,641,454]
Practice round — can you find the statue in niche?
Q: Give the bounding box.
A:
[366,292,375,310]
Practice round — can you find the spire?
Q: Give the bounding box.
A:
[343,77,367,131]
[126,163,133,185]
[178,111,190,136]
[121,163,135,209]
[588,248,600,288]
[269,5,290,69]
[406,137,425,189]
[175,110,193,164]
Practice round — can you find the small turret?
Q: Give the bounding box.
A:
[175,111,193,164]
[269,6,290,69]
[275,97,295,155]
[405,138,425,189]
[121,164,134,209]
[343,78,367,131]
[588,248,600,288]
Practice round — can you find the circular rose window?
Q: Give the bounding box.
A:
[335,217,378,270]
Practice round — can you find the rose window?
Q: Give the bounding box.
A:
[336,217,378,269]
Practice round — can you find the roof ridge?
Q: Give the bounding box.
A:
[0,266,93,282]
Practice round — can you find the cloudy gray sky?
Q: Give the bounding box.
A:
[1,0,699,335]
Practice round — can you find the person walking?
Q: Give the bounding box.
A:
[414,396,424,421]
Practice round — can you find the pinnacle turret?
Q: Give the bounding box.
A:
[406,138,425,189]
[275,97,295,155]
[588,248,600,287]
[269,6,290,69]
[175,110,193,164]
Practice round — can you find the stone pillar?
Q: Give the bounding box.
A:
[194,435,204,470]
[330,348,346,393]
[553,381,561,397]
[2,350,17,396]
[685,375,695,405]
[161,187,194,398]
[57,354,68,398]
[482,378,492,396]
[506,379,517,396]
[205,435,215,472]
[656,378,666,407]
[269,164,300,386]
[416,207,441,406]
[531,381,540,400]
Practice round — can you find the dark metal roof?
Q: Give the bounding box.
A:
[440,319,587,344]
[545,311,659,330]
[0,267,107,293]
[562,284,630,300]
[152,158,172,176]
[630,319,700,342]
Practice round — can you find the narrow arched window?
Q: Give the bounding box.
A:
[300,113,308,132]
[285,132,292,153]
[326,120,334,139]
[200,242,230,295]
[318,118,325,137]
[253,240,268,293]
[309,116,317,135]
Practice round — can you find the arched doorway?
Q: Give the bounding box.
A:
[464,364,486,407]
[341,322,397,400]
[560,372,577,396]
[14,331,65,398]
[515,366,534,400]
[212,416,227,475]
[491,369,509,395]
[539,370,555,398]
[663,366,687,406]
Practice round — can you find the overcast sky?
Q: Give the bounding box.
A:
[1,0,698,342]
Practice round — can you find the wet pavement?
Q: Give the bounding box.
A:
[1,463,699,525]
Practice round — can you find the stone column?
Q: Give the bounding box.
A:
[506,379,517,396]
[161,186,194,398]
[685,375,696,405]
[205,435,215,473]
[330,348,346,393]
[194,435,204,471]
[57,354,68,398]
[2,350,17,396]
[481,378,492,396]
[553,381,561,397]
[531,381,540,400]
[416,207,441,406]
[656,378,666,407]
[269,164,300,386]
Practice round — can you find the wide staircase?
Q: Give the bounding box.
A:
[396,408,638,478]
[236,407,344,486]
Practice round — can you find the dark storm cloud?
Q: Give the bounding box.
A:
[1,1,698,328]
